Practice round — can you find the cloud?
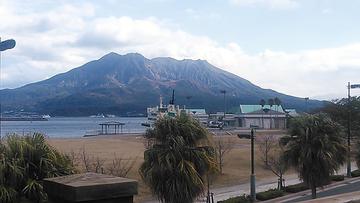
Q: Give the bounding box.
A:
[0,0,359,100]
[230,0,299,9]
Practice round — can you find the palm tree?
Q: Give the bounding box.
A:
[140,114,217,203]
[1,133,74,203]
[268,98,275,129]
[281,113,346,199]
[274,97,282,128]
[259,99,266,128]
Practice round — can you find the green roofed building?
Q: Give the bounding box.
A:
[236,104,287,129]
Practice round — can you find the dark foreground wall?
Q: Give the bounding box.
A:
[44,173,138,203]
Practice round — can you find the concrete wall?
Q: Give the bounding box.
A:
[44,173,138,203]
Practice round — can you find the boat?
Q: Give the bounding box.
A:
[142,90,181,128]
[42,114,51,119]
[89,113,105,118]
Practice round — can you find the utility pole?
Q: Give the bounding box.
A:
[347,82,351,177]
[220,90,226,118]
[347,82,360,177]
[250,126,257,202]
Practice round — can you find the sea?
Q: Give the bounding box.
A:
[0,117,148,138]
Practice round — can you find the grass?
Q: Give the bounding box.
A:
[47,130,288,202]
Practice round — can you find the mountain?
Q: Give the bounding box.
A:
[0,53,325,116]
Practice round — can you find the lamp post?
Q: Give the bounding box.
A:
[0,38,16,139]
[347,82,360,177]
[249,124,258,202]
[220,90,226,119]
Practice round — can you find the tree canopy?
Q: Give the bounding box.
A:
[281,113,347,199]
[321,96,360,137]
[139,114,217,203]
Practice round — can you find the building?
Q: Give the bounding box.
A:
[236,104,287,129]
[186,109,208,125]
[208,112,237,127]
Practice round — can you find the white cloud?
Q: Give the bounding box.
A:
[0,0,359,100]
[230,0,299,9]
[322,8,333,14]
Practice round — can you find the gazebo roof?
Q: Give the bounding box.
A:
[99,121,125,125]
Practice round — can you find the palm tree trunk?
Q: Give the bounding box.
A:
[311,184,317,199]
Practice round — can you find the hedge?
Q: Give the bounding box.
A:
[330,175,345,181]
[284,183,309,193]
[256,189,284,201]
[351,170,360,177]
[217,194,250,203]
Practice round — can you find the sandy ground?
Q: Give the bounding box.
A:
[47,129,288,203]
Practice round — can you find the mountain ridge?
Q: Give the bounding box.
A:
[0,52,325,116]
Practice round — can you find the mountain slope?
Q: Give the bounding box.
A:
[0,53,325,116]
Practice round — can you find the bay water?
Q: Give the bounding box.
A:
[0,117,147,138]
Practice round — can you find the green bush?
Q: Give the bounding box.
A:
[0,133,75,203]
[330,175,344,181]
[351,170,360,177]
[218,194,250,203]
[256,189,284,201]
[284,183,309,193]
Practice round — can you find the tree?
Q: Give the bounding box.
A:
[268,99,275,129]
[259,99,266,128]
[321,96,360,138]
[259,99,266,107]
[257,135,276,166]
[282,114,347,199]
[274,97,282,128]
[258,135,287,190]
[0,133,74,203]
[139,114,217,203]
[215,137,234,174]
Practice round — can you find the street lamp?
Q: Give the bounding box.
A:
[347,82,360,177]
[0,38,16,139]
[249,124,259,202]
[220,90,226,119]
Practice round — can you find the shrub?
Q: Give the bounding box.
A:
[218,194,250,203]
[284,183,309,193]
[256,189,284,201]
[0,133,75,203]
[351,170,360,177]
[330,175,344,181]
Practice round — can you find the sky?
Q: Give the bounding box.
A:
[0,0,359,100]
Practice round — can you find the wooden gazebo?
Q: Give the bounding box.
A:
[99,121,125,134]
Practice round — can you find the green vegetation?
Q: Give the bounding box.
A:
[218,194,250,203]
[330,175,345,182]
[139,114,217,203]
[282,113,347,199]
[0,133,74,203]
[284,182,309,193]
[256,188,284,201]
[321,96,360,137]
[351,170,360,177]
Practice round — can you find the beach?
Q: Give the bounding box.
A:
[47,129,288,202]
